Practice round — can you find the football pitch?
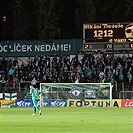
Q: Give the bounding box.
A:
[0,107,133,133]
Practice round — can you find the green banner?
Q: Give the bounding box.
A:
[0,39,83,56]
[84,89,96,99]
[24,89,32,99]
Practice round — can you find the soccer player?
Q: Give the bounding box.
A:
[30,84,42,116]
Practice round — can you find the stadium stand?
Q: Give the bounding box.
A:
[0,54,133,99]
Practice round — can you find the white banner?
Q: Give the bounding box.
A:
[5,93,17,100]
[0,93,3,99]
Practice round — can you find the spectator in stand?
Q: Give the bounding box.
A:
[118,71,124,83]
[0,77,6,92]
[99,71,105,79]
[91,67,97,82]
[52,54,58,67]
[27,57,32,66]
[12,76,18,88]
[63,64,68,72]
[31,76,37,86]
[46,56,51,68]
[13,57,18,67]
[77,64,82,75]
[127,72,132,83]
[71,55,78,68]
[8,67,15,81]
[1,54,132,92]
[75,76,80,83]
[0,57,7,71]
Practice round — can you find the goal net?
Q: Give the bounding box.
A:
[40,83,112,107]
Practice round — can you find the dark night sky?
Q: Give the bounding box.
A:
[1,0,11,19]
[1,0,133,40]
[1,0,13,40]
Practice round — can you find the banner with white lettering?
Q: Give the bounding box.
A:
[16,99,67,107]
[0,39,82,56]
[16,100,33,107]
[50,100,67,107]
[122,99,133,107]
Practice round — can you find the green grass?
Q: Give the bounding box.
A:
[0,107,133,133]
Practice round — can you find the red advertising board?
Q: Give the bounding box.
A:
[122,99,133,107]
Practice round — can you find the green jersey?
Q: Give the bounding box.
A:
[30,88,39,100]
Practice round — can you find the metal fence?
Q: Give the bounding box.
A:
[119,91,133,99]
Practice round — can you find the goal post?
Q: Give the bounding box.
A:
[40,83,112,107]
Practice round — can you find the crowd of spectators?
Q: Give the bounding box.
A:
[0,54,133,89]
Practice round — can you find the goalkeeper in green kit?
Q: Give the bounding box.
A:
[30,84,42,116]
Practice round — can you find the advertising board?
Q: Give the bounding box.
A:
[0,100,15,108]
[16,100,33,107]
[121,99,133,107]
[67,99,121,107]
[16,99,67,107]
